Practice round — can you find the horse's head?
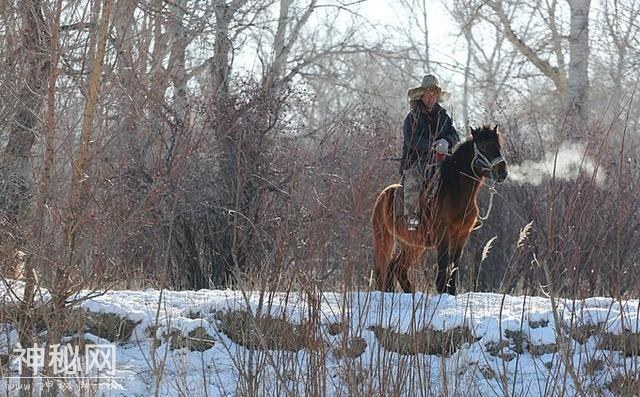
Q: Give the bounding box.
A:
[470,124,508,183]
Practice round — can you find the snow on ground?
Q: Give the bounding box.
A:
[1,281,639,396]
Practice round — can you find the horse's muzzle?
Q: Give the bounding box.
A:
[493,161,508,183]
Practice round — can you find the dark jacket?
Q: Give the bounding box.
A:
[400,101,460,174]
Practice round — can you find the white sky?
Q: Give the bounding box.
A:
[355,0,469,109]
[359,0,463,71]
[236,0,463,88]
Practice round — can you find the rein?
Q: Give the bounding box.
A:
[477,181,497,222]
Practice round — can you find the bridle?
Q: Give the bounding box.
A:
[469,142,506,225]
[471,142,506,181]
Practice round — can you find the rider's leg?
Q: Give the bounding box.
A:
[402,166,422,230]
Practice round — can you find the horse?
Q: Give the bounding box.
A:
[371,124,508,295]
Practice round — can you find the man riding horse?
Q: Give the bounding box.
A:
[401,74,460,231]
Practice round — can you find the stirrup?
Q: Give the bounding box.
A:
[407,216,420,231]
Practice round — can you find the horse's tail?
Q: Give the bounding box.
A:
[371,185,397,291]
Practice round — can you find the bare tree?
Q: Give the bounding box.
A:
[449,0,519,123]
[478,0,591,138]
[0,0,50,219]
[594,0,640,116]
[0,2,50,392]
[390,0,432,73]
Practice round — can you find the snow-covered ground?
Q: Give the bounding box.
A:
[1,280,639,396]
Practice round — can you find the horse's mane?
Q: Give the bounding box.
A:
[439,125,499,187]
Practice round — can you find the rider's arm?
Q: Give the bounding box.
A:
[438,113,460,148]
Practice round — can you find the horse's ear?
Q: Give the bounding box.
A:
[493,123,499,132]
[470,126,477,138]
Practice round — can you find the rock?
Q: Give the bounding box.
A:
[369,325,474,357]
[327,322,349,336]
[529,319,549,329]
[597,331,640,356]
[216,311,312,352]
[169,326,215,352]
[607,374,640,396]
[84,311,140,342]
[484,329,556,357]
[485,340,515,361]
[529,343,557,356]
[568,324,602,344]
[333,337,367,359]
[480,367,496,379]
[504,330,526,354]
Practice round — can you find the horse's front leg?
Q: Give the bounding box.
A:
[446,247,461,296]
[446,238,469,295]
[435,240,450,294]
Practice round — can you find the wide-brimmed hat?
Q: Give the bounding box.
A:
[407,74,450,102]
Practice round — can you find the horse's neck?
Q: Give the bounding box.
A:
[448,142,483,194]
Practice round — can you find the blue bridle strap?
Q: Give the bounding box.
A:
[472,143,505,179]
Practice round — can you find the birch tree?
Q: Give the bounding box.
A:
[567,0,591,135]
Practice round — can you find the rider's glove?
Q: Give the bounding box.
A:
[433,138,449,155]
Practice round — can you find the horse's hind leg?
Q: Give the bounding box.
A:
[372,224,396,291]
[372,189,397,291]
[375,256,398,292]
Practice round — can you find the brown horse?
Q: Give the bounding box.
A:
[371,125,508,294]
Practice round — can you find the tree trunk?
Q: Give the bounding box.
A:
[566,0,591,138]
[169,0,189,126]
[0,1,50,391]
[0,0,49,220]
[65,0,113,261]
[262,0,317,93]
[212,1,236,99]
[421,0,430,72]
[463,29,472,127]
[112,0,143,159]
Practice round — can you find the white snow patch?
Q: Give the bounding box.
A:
[1,286,639,396]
